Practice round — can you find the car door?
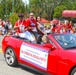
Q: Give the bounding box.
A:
[19,42,50,72]
[47,39,59,75]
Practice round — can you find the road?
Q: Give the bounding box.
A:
[0,35,43,75]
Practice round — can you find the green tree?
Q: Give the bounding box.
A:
[0,0,25,19]
[9,13,18,26]
[53,5,67,18]
[29,0,63,20]
[14,0,26,13]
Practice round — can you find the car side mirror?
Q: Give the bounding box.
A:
[43,43,56,50]
[51,45,56,51]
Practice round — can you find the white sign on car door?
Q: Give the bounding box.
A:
[20,43,49,70]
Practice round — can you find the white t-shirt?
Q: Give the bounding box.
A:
[0,25,2,31]
[19,31,35,42]
[18,20,25,32]
[9,24,12,29]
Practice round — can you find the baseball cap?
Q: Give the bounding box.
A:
[18,14,24,17]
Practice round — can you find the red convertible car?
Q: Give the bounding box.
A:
[2,33,76,75]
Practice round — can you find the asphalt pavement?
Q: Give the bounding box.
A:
[0,35,44,75]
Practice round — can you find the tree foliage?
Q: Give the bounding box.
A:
[28,0,76,20]
[53,5,67,18]
[0,0,76,22]
[9,13,18,26]
[53,0,76,19]
[29,0,62,20]
[0,0,25,19]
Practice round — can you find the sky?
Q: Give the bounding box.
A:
[22,0,29,4]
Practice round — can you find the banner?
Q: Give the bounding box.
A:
[20,43,49,70]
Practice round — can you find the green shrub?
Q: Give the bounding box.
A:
[9,13,19,27]
[44,23,50,27]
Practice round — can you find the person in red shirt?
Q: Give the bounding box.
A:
[26,13,38,37]
[56,21,64,33]
[14,14,27,33]
[51,23,57,33]
[14,14,37,43]
[68,21,73,29]
[0,19,4,27]
[63,20,74,33]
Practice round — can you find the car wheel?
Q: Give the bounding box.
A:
[70,68,76,75]
[5,47,18,67]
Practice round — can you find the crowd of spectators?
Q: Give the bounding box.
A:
[50,19,74,34]
[0,19,12,35]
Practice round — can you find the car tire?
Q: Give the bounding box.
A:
[4,47,18,67]
[70,68,76,75]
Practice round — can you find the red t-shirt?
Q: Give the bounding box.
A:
[0,21,4,27]
[64,24,72,30]
[51,26,57,33]
[56,23,64,33]
[14,19,26,33]
[26,18,37,32]
[67,24,72,29]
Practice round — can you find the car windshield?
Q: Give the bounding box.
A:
[54,34,76,49]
